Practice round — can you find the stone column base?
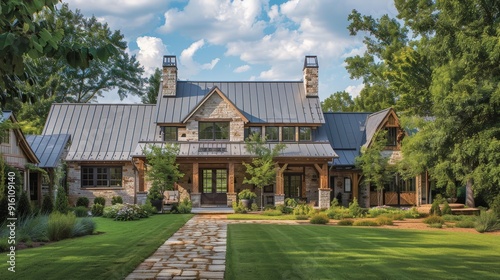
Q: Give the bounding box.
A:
[274,194,285,206]
[227,193,237,207]
[136,192,148,205]
[191,193,201,207]
[318,189,331,209]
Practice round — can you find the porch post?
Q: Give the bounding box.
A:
[315,163,331,209]
[227,162,236,207]
[137,158,145,192]
[274,163,287,205]
[191,162,201,207]
[352,172,359,202]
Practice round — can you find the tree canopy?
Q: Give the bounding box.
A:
[321,91,355,112]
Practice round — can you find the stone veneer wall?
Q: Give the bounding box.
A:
[66,162,136,206]
[304,166,319,205]
[179,94,245,142]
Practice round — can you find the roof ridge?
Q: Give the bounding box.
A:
[51,103,155,106]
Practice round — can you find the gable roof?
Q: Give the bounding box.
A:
[26,134,70,168]
[318,112,370,166]
[1,111,39,164]
[43,104,159,161]
[364,108,399,148]
[182,86,249,123]
[155,81,324,124]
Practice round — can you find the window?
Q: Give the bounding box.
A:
[299,127,312,141]
[282,127,295,141]
[199,122,229,140]
[215,169,227,193]
[244,127,262,139]
[0,130,9,144]
[162,127,177,141]
[202,169,227,193]
[81,167,122,188]
[344,177,352,193]
[265,126,279,141]
[387,127,397,146]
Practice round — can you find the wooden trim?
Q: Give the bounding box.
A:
[137,158,145,192]
[195,118,233,122]
[228,162,235,194]
[192,162,199,193]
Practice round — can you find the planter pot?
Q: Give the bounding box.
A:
[151,199,163,212]
[447,197,457,203]
[240,199,250,209]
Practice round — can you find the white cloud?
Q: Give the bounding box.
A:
[234,65,250,73]
[342,46,367,58]
[158,0,267,44]
[179,39,220,77]
[345,84,364,98]
[136,36,169,76]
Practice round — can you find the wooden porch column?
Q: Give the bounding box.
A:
[228,162,235,194]
[275,163,288,194]
[353,173,359,202]
[137,158,145,192]
[314,163,328,189]
[192,162,199,193]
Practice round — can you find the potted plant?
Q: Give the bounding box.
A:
[238,189,257,209]
[147,185,164,212]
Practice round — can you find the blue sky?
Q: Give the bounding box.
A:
[64,0,396,103]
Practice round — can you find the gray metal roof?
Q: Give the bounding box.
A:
[43,104,159,161]
[318,112,370,166]
[155,81,324,124]
[26,134,70,168]
[364,108,391,148]
[134,141,337,159]
[1,111,12,122]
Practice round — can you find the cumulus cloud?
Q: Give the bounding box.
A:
[136,36,169,76]
[66,0,167,16]
[345,84,364,98]
[158,0,267,44]
[234,65,251,73]
[179,39,220,77]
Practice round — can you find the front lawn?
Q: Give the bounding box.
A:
[0,214,192,280]
[227,214,297,220]
[226,224,500,280]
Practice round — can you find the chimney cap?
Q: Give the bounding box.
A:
[303,55,318,69]
[163,55,177,67]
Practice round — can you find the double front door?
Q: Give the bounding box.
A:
[201,169,227,205]
[284,174,302,199]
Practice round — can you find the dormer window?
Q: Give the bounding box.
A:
[282,127,295,141]
[162,127,177,141]
[265,126,279,142]
[299,127,312,141]
[386,127,397,146]
[199,122,229,141]
[244,127,262,140]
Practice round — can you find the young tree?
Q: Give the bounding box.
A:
[55,186,69,214]
[144,144,184,213]
[243,133,286,210]
[142,68,161,104]
[321,91,355,112]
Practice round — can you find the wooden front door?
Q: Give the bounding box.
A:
[284,174,302,199]
[201,169,228,205]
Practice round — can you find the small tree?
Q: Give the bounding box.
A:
[41,194,54,214]
[55,186,69,214]
[144,144,184,213]
[243,133,286,210]
[17,190,32,219]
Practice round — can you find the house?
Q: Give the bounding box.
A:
[320,108,426,208]
[1,111,41,203]
[42,56,338,208]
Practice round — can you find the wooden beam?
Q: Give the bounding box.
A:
[228,162,235,194]
[352,173,359,201]
[314,163,328,189]
[192,162,199,193]
[275,163,288,195]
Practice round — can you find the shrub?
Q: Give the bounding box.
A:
[310,213,329,224]
[94,197,106,206]
[474,211,500,233]
[55,186,69,214]
[73,206,89,217]
[293,204,314,216]
[428,223,443,228]
[429,199,442,216]
[48,212,76,241]
[251,203,259,212]
[91,203,104,217]
[330,198,339,208]
[238,189,257,200]
[0,237,9,252]
[76,197,90,208]
[18,214,49,242]
[353,219,379,226]
[490,194,500,219]
[262,209,283,216]
[295,215,309,220]
[72,218,96,237]
[176,198,192,214]
[111,196,123,205]
[376,216,394,226]
[0,195,8,222]
[423,215,445,225]
[115,204,144,221]
[404,207,421,219]
[337,219,353,226]
[285,198,298,208]
[17,191,32,219]
[141,200,158,216]
[232,201,247,214]
[325,207,351,219]
[41,194,54,214]
[442,201,452,215]
[348,198,362,218]
[103,204,123,218]
[276,204,293,214]
[455,220,475,228]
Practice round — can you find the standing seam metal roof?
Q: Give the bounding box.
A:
[26,134,70,168]
[43,104,159,161]
[155,81,324,124]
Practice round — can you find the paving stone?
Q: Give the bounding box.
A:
[208,265,225,271]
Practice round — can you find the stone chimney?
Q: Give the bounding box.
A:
[162,55,177,97]
[303,55,318,97]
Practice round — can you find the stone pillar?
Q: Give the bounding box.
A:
[227,193,237,207]
[318,188,331,209]
[136,192,147,205]
[274,194,285,205]
[191,193,201,208]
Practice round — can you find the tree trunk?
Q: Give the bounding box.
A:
[465,179,475,208]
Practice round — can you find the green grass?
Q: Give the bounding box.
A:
[227,214,297,220]
[226,224,500,280]
[0,214,192,280]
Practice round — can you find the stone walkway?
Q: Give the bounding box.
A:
[126,215,228,280]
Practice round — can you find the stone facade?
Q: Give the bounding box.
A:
[303,67,318,97]
[304,166,320,204]
[161,57,177,97]
[318,188,331,209]
[66,162,136,206]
